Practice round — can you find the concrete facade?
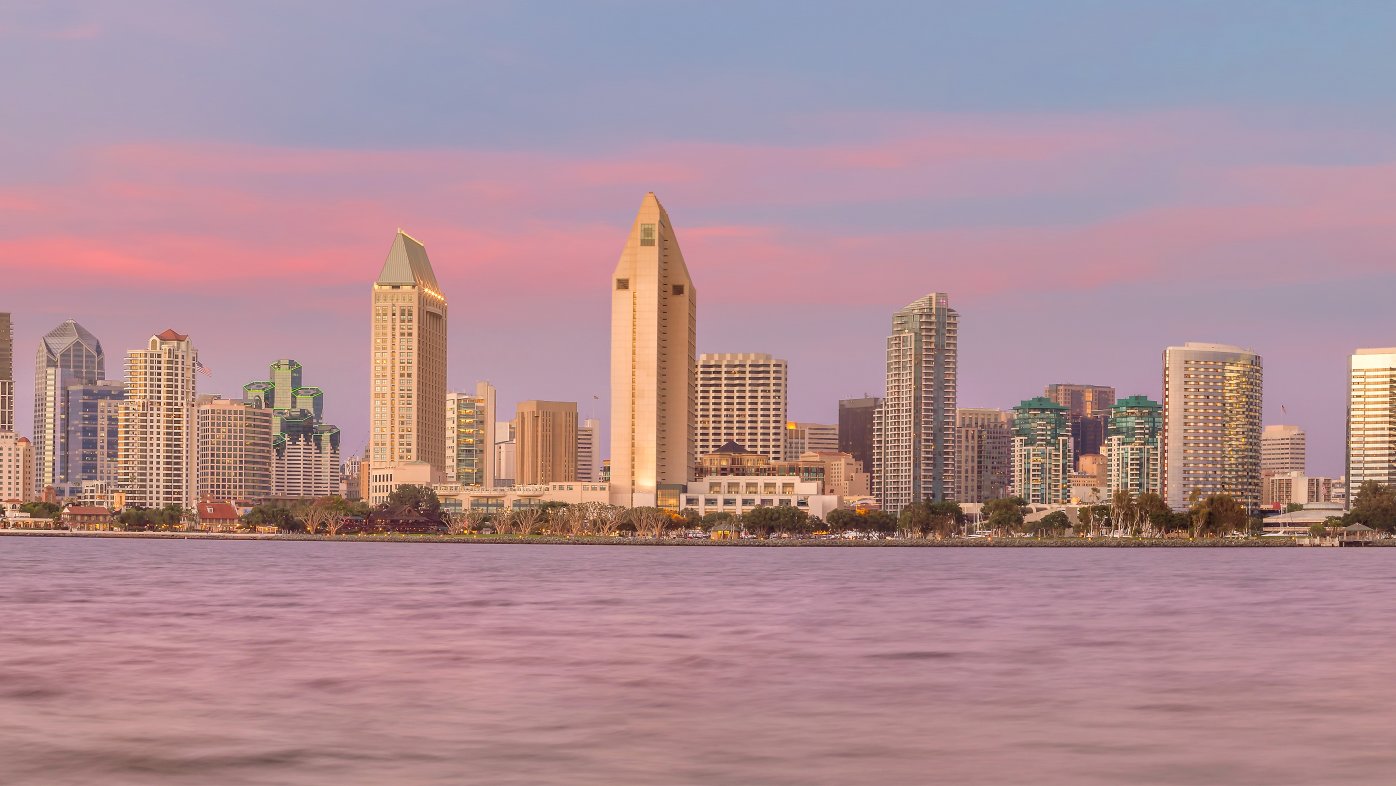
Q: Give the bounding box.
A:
[785,421,837,461]
[1011,397,1072,505]
[514,400,578,485]
[446,382,497,487]
[1105,395,1162,499]
[873,293,958,513]
[195,396,273,503]
[1261,424,1306,476]
[577,418,599,482]
[1347,348,1396,497]
[695,353,788,463]
[954,408,1012,503]
[118,330,198,510]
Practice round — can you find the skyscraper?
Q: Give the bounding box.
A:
[0,434,32,502]
[0,313,12,434]
[33,320,106,492]
[1162,342,1263,510]
[1010,397,1072,505]
[1261,424,1306,476]
[1105,395,1162,497]
[577,418,599,482]
[609,193,697,509]
[1347,348,1396,496]
[954,408,1012,503]
[195,395,273,503]
[695,353,787,462]
[244,359,342,499]
[838,397,881,474]
[65,380,124,489]
[514,400,578,485]
[873,293,957,513]
[371,230,448,475]
[118,330,199,509]
[446,382,496,487]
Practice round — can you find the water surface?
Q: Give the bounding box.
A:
[2,539,1391,785]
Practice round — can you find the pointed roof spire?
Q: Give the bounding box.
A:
[376,229,441,291]
[41,319,103,358]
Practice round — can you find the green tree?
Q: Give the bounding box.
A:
[244,504,301,532]
[743,505,809,537]
[897,500,933,538]
[1284,502,1305,514]
[20,501,61,518]
[383,484,442,517]
[983,497,1026,536]
[861,510,898,535]
[825,508,859,532]
[1136,492,1174,535]
[1190,494,1248,538]
[1027,510,1071,537]
[1345,481,1396,533]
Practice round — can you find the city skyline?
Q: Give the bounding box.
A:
[8,4,1396,476]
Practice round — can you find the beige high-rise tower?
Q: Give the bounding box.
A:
[514,400,578,485]
[370,230,448,476]
[119,330,199,509]
[610,193,697,508]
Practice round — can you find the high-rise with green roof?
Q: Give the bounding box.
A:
[1106,396,1162,498]
[245,359,341,498]
[1011,397,1072,504]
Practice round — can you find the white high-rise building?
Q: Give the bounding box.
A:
[118,330,199,510]
[1261,424,1306,476]
[1347,348,1396,498]
[370,230,448,476]
[873,293,958,513]
[577,418,599,482]
[1162,342,1263,510]
[695,353,787,462]
[609,193,697,509]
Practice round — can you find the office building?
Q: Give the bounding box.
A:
[0,313,12,432]
[695,353,787,462]
[65,380,125,490]
[577,418,599,482]
[609,192,697,509]
[1162,342,1263,510]
[1261,472,1333,510]
[1044,384,1115,468]
[1105,395,1162,498]
[1261,424,1306,476]
[118,330,199,509]
[838,397,880,475]
[785,421,837,460]
[954,408,1012,503]
[873,293,957,513]
[195,395,273,503]
[447,382,497,486]
[1347,348,1396,495]
[1011,397,1072,505]
[371,230,448,474]
[33,320,107,492]
[514,400,578,485]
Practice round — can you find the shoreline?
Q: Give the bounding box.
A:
[0,530,1367,547]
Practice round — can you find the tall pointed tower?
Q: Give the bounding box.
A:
[610,193,697,508]
[370,230,448,478]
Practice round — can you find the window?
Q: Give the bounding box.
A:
[616,278,630,290]
[640,224,656,246]
[672,284,685,295]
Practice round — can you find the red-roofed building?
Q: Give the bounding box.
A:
[196,501,241,533]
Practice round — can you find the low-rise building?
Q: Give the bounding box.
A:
[61,505,116,531]
[680,475,839,519]
[1261,472,1334,511]
[433,481,611,515]
[195,501,242,533]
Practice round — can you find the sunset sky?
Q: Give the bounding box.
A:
[5,2,1396,473]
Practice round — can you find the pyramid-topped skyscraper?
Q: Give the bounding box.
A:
[609,193,697,508]
[34,319,113,492]
[370,230,448,492]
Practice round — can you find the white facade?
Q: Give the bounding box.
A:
[274,436,341,499]
[1261,424,1306,475]
[367,460,443,506]
[0,434,32,502]
[610,193,697,507]
[695,353,788,462]
[446,382,497,487]
[1347,349,1396,498]
[681,475,839,520]
[435,481,611,515]
[874,293,958,513]
[1162,342,1263,510]
[118,330,198,510]
[784,421,837,461]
